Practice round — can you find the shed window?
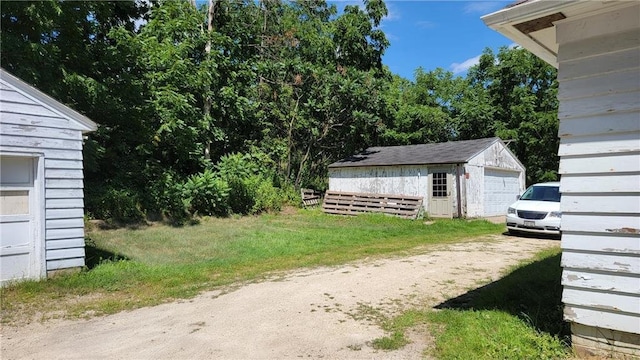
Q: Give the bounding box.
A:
[432,172,447,197]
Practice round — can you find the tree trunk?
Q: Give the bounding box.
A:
[203,0,216,160]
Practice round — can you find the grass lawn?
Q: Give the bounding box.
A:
[372,247,571,359]
[1,209,503,324]
[1,209,570,358]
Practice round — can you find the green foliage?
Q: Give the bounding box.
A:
[463,47,559,185]
[2,1,560,221]
[428,310,568,360]
[85,186,144,224]
[183,170,230,217]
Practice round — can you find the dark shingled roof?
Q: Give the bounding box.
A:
[328,137,502,168]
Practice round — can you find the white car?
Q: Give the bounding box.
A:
[506,182,561,236]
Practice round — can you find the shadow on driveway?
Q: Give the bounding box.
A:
[434,250,570,341]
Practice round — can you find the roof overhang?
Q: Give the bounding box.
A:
[481,0,632,68]
[0,68,98,133]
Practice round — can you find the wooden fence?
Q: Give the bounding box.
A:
[322,191,423,219]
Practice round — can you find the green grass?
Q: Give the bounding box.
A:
[369,248,571,358]
[1,209,503,324]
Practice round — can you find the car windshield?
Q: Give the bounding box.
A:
[520,185,561,202]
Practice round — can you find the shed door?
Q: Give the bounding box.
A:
[429,171,453,218]
[483,169,521,216]
[0,156,41,284]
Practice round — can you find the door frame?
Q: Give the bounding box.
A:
[0,152,46,283]
[428,166,454,218]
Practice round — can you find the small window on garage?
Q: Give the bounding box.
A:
[0,190,29,215]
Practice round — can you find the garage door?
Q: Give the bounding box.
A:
[483,169,521,217]
[0,156,41,284]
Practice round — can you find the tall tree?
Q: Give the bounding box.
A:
[463,47,559,184]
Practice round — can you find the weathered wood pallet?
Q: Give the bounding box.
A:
[322,191,423,219]
[301,188,322,207]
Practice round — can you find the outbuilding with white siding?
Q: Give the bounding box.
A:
[328,137,525,219]
[483,1,640,356]
[0,68,97,285]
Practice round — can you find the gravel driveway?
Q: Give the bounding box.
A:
[1,234,558,360]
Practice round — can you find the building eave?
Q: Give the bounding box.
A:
[0,68,98,133]
[481,0,632,68]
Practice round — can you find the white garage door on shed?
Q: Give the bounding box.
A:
[484,168,521,216]
[0,155,44,284]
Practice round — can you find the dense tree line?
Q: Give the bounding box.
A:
[1,0,559,223]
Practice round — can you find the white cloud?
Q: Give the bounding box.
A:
[416,20,437,29]
[383,2,401,22]
[463,1,504,14]
[450,54,481,74]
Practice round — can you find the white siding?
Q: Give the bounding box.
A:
[328,165,430,210]
[328,141,525,218]
[466,141,525,217]
[0,79,88,276]
[556,5,640,337]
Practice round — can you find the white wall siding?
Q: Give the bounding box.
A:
[556,3,640,340]
[1,77,88,277]
[328,140,524,218]
[466,142,525,218]
[328,165,430,209]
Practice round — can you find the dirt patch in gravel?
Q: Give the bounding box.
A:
[1,234,558,360]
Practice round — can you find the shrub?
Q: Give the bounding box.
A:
[183,169,230,216]
[148,172,190,225]
[215,151,275,180]
[86,186,144,223]
[251,176,283,213]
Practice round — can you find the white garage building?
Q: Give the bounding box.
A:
[0,68,97,285]
[483,0,640,355]
[328,137,525,219]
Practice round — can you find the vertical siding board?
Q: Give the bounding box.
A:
[557,8,640,340]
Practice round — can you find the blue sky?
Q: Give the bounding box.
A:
[337,1,514,79]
